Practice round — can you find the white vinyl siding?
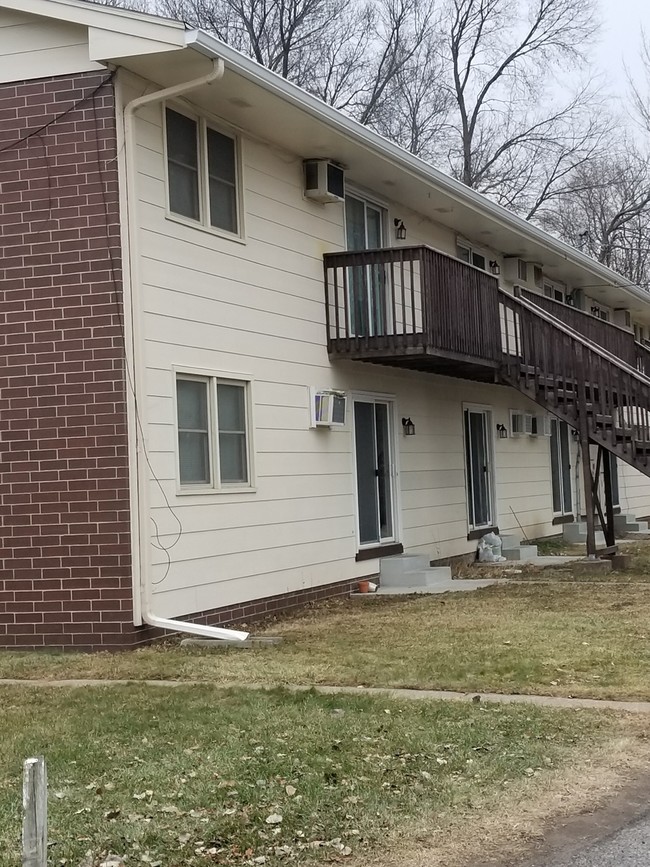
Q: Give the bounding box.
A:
[121,71,650,621]
[0,9,102,83]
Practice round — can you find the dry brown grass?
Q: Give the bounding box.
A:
[3,582,650,700]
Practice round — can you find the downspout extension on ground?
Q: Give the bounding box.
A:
[122,57,249,642]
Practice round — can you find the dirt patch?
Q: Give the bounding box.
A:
[363,717,650,867]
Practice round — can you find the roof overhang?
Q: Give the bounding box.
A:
[6,0,649,315]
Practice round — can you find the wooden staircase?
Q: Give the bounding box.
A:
[498,289,650,553]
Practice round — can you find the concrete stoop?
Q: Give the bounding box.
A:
[563,521,606,547]
[613,513,650,535]
[499,533,538,562]
[369,553,501,596]
[379,553,452,589]
[563,514,650,545]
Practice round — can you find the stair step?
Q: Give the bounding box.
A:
[380,567,452,589]
[502,545,539,561]
[499,533,521,549]
[563,522,606,546]
[379,554,430,579]
[614,514,640,532]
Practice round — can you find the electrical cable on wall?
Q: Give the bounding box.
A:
[4,73,184,588]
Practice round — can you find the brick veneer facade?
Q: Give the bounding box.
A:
[0,71,136,649]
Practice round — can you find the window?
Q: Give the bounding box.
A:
[456,242,486,271]
[176,373,251,489]
[590,304,609,322]
[544,282,570,305]
[165,107,240,236]
[517,259,528,282]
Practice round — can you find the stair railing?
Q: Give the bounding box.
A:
[499,289,650,470]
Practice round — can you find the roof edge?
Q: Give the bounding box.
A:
[187,28,648,306]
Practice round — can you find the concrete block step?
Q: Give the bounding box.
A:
[614,514,642,533]
[380,566,452,589]
[379,553,430,580]
[502,545,539,561]
[563,522,606,546]
[499,534,521,549]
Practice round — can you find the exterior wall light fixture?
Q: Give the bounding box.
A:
[402,417,415,436]
[489,260,501,276]
[394,219,407,240]
[496,423,508,439]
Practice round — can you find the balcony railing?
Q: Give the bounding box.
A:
[518,289,637,364]
[324,246,502,369]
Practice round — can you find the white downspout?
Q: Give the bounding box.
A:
[123,58,249,642]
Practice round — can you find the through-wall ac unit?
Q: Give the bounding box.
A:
[303,159,345,204]
[510,410,527,437]
[612,308,632,329]
[503,257,530,284]
[530,414,552,437]
[312,389,347,427]
[510,411,551,437]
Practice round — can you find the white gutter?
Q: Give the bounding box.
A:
[185,29,649,309]
[122,58,249,642]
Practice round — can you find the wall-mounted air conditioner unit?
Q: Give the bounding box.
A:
[510,410,527,437]
[510,410,551,437]
[612,309,632,330]
[303,159,345,204]
[530,414,552,437]
[310,388,347,427]
[503,258,530,284]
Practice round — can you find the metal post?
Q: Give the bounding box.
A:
[579,434,597,558]
[22,757,47,867]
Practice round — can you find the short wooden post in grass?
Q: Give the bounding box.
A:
[22,757,47,867]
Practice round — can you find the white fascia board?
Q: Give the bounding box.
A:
[87,26,186,61]
[187,27,650,308]
[0,0,186,43]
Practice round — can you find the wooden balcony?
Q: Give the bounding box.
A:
[323,246,502,382]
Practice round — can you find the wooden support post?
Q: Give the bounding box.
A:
[22,757,47,867]
[592,446,607,541]
[576,344,597,558]
[602,449,617,548]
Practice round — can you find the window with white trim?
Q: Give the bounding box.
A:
[176,373,251,489]
[165,106,240,236]
[456,241,486,271]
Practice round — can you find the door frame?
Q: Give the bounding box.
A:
[350,391,402,550]
[462,403,497,531]
[550,418,573,517]
[343,190,390,337]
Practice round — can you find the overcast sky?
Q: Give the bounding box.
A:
[597,0,648,94]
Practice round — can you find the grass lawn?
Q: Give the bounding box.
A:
[0,684,641,867]
[3,583,650,700]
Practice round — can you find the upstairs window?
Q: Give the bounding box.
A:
[165,107,240,236]
[456,242,486,271]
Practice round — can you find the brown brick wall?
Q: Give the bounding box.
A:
[88,575,368,651]
[0,71,136,649]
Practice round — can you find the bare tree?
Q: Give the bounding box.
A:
[86,0,151,10]
[541,148,650,288]
[630,31,650,134]
[157,0,438,133]
[442,0,604,216]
